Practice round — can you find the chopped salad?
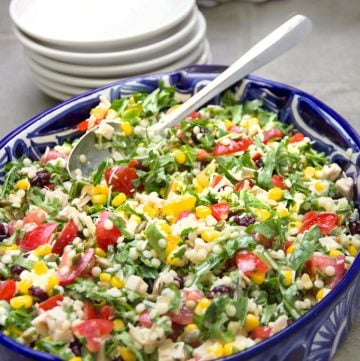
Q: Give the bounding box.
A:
[0,85,358,361]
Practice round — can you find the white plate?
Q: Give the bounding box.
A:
[13,9,204,65]
[24,12,205,77]
[10,0,195,49]
[31,41,211,101]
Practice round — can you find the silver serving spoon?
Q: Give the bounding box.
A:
[67,14,312,179]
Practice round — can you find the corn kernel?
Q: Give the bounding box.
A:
[120,347,136,361]
[208,343,224,358]
[47,275,59,290]
[15,178,30,191]
[111,276,125,288]
[95,184,109,196]
[10,295,33,309]
[201,229,220,242]
[301,273,313,290]
[316,288,325,301]
[245,314,260,332]
[34,244,52,257]
[268,187,283,201]
[129,214,141,224]
[95,247,107,258]
[314,182,326,192]
[281,268,295,286]
[99,273,111,283]
[165,235,180,257]
[255,209,271,222]
[112,193,126,207]
[329,248,343,257]
[278,208,289,218]
[224,119,233,129]
[159,223,171,234]
[184,323,199,332]
[166,253,183,266]
[121,122,133,136]
[249,271,266,285]
[286,244,295,255]
[18,280,32,294]
[91,194,107,205]
[113,319,125,331]
[303,167,316,178]
[34,261,48,275]
[223,343,235,356]
[143,204,157,218]
[195,205,212,219]
[194,298,211,315]
[174,151,186,165]
[348,245,358,257]
[196,173,210,188]
[91,107,106,120]
[69,358,83,361]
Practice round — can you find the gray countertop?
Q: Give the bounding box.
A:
[0,0,360,360]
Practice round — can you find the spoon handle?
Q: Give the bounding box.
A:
[151,14,312,134]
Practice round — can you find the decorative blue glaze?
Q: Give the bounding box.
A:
[0,65,359,361]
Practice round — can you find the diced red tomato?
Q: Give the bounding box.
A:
[40,150,68,164]
[127,159,138,169]
[52,221,78,255]
[171,306,194,325]
[76,120,89,131]
[197,149,211,161]
[289,132,305,143]
[306,253,345,288]
[190,112,200,120]
[183,289,202,302]
[39,294,64,311]
[263,128,282,143]
[104,166,138,196]
[23,211,46,226]
[0,280,16,302]
[271,175,286,189]
[251,326,272,339]
[299,212,338,235]
[58,248,94,286]
[83,301,98,320]
[20,223,58,251]
[211,175,223,188]
[176,211,192,222]
[302,210,318,224]
[139,311,153,328]
[236,252,269,275]
[229,125,242,134]
[73,319,113,352]
[213,137,253,156]
[99,305,114,320]
[209,203,230,221]
[252,152,262,162]
[95,211,122,251]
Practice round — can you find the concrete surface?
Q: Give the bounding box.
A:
[0,0,360,360]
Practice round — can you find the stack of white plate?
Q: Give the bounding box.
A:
[10,0,211,101]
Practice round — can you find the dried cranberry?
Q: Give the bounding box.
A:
[349,219,360,235]
[233,215,256,226]
[70,340,82,356]
[209,284,234,298]
[174,275,184,289]
[255,158,263,168]
[10,265,25,279]
[0,223,9,242]
[29,286,49,302]
[30,170,51,188]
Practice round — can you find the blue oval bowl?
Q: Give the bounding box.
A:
[0,65,359,361]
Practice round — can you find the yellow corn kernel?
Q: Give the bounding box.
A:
[303,167,316,178]
[184,323,199,332]
[174,151,187,165]
[120,122,133,136]
[290,203,300,213]
[249,271,266,285]
[268,187,284,201]
[95,184,109,197]
[348,245,358,257]
[316,288,325,301]
[91,194,107,205]
[196,172,210,188]
[18,280,32,295]
[143,204,157,218]
[113,319,125,331]
[119,347,136,361]
[208,343,224,358]
[195,205,212,219]
[34,244,52,257]
[165,235,180,257]
[286,244,295,255]
[47,275,59,290]
[129,214,141,225]
[99,273,111,283]
[281,269,295,286]
[112,193,127,207]
[91,107,106,120]
[34,261,48,275]
[69,358,83,361]
[314,182,326,192]
[301,273,313,290]
[194,298,211,316]
[111,276,125,289]
[277,208,289,218]
[95,247,107,258]
[223,342,235,356]
[224,119,233,129]
[255,209,271,222]
[329,248,343,257]
[163,195,196,218]
[15,178,30,191]
[244,314,260,332]
[193,180,204,194]
[289,220,303,229]
[159,222,171,234]
[166,253,183,266]
[1,244,19,253]
[10,295,33,309]
[201,229,220,243]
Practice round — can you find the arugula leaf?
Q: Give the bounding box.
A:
[280,284,304,319]
[111,216,134,240]
[257,147,277,189]
[242,190,271,212]
[5,307,34,333]
[35,339,73,360]
[247,218,278,239]
[90,160,108,185]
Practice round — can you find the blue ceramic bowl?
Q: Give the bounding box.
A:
[0,65,359,361]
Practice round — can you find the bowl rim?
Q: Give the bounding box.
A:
[0,65,359,361]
